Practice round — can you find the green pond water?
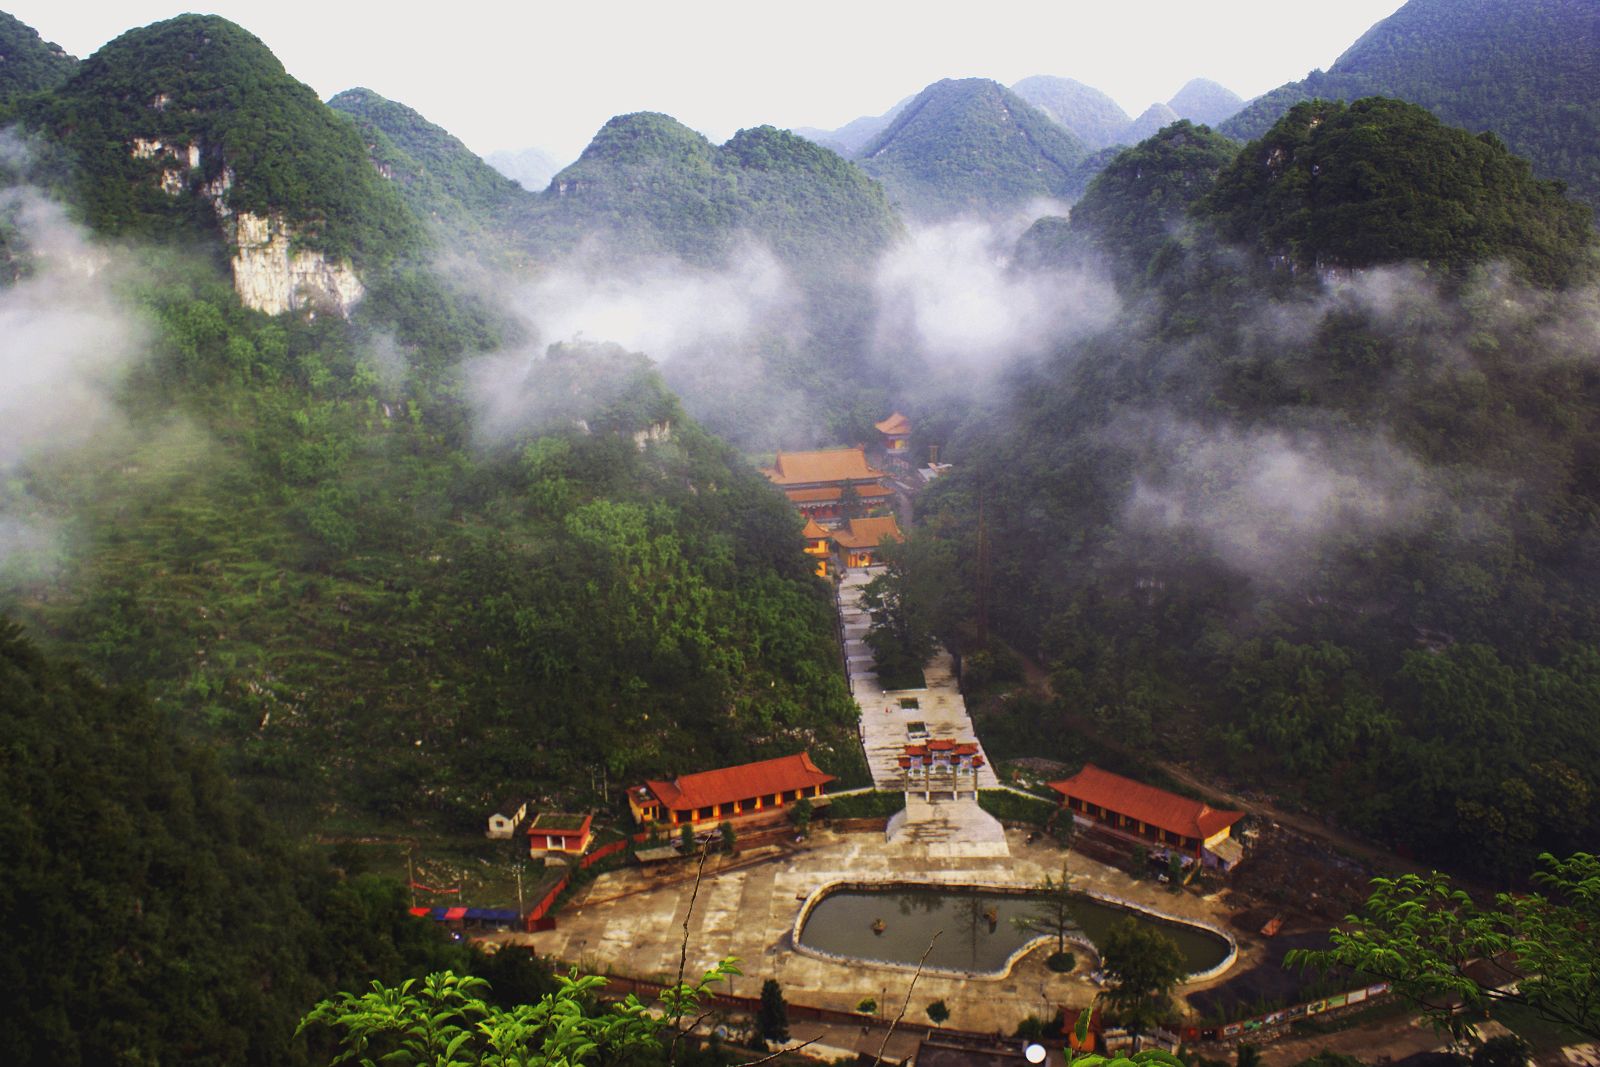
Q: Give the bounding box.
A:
[797,886,1230,975]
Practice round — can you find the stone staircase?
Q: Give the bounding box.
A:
[884,795,1010,858]
[833,566,1008,858]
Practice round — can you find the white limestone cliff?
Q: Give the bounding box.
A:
[130,137,366,317]
[228,211,365,318]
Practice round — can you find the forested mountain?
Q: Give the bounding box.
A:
[1206,98,1593,286]
[1014,120,1239,284]
[1166,77,1244,126]
[1009,76,1132,150]
[0,14,867,830]
[327,86,529,246]
[1222,0,1600,210]
[854,78,1090,218]
[10,15,418,267]
[0,10,75,102]
[0,244,865,827]
[526,112,900,274]
[0,623,470,1066]
[910,99,1600,879]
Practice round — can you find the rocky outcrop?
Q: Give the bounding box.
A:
[129,136,366,317]
[228,211,364,318]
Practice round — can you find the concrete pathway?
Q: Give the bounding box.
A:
[839,568,1000,793]
[837,565,1006,855]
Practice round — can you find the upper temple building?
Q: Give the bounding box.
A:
[762,447,893,524]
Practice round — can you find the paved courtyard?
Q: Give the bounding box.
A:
[510,825,1256,1036]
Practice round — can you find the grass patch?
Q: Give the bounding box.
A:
[978,788,1059,826]
[825,791,906,819]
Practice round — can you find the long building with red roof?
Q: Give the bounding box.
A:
[1047,764,1246,869]
[628,752,835,827]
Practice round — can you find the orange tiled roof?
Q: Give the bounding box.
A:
[1046,764,1243,840]
[800,516,830,539]
[765,448,885,487]
[875,412,912,436]
[830,515,904,550]
[784,485,893,504]
[642,752,835,813]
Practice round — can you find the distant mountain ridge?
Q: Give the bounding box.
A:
[802,75,1243,159]
[1166,78,1244,126]
[792,94,914,157]
[327,86,529,253]
[852,77,1090,218]
[1007,76,1131,150]
[1222,0,1600,209]
[486,145,565,192]
[526,111,900,272]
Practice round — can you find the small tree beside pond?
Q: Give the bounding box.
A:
[1013,862,1080,955]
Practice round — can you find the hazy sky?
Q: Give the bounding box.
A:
[9,1,1407,162]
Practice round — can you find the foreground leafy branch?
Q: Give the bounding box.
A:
[1286,851,1600,1041]
[299,959,739,1067]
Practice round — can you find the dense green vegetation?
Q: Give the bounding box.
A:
[1290,852,1600,1041]
[1206,99,1594,286]
[1,245,864,827]
[1016,120,1238,285]
[0,622,473,1066]
[326,86,528,250]
[856,78,1090,219]
[524,112,900,275]
[909,100,1600,879]
[1222,0,1600,210]
[302,962,738,1067]
[0,7,872,831]
[0,10,76,103]
[12,15,419,264]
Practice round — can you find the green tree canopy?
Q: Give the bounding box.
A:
[1098,919,1187,1031]
[1288,852,1600,1041]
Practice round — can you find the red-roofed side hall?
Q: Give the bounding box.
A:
[628,752,835,827]
[1047,764,1246,870]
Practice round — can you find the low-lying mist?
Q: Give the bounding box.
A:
[0,190,149,570]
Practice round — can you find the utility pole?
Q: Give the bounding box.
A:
[407,850,417,909]
[514,864,524,918]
